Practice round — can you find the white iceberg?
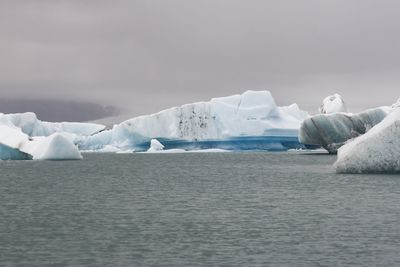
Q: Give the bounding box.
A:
[319,93,347,114]
[0,113,103,160]
[0,90,310,157]
[0,124,82,160]
[147,139,164,152]
[21,134,82,160]
[0,125,32,160]
[81,90,309,152]
[0,112,105,137]
[0,124,30,150]
[335,108,400,173]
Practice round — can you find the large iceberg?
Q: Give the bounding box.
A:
[0,90,312,157]
[81,90,309,152]
[335,108,400,173]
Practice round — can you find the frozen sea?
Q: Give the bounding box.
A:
[1,152,400,266]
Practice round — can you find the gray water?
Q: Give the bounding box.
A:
[1,152,400,266]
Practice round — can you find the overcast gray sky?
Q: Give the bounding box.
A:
[1,0,400,115]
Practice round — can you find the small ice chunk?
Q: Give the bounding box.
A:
[147,139,165,152]
[319,94,347,114]
[21,133,82,160]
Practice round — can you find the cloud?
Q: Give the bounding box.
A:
[1,0,400,115]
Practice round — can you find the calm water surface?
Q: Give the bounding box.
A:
[1,152,400,266]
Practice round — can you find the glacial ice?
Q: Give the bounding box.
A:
[392,98,400,108]
[21,134,83,160]
[0,113,103,160]
[0,112,105,139]
[147,139,164,152]
[335,108,400,173]
[0,125,31,159]
[81,90,309,152]
[299,107,389,153]
[0,124,82,160]
[0,144,31,160]
[0,124,30,149]
[0,90,312,158]
[319,94,347,114]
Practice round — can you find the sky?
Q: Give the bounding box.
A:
[1,0,400,117]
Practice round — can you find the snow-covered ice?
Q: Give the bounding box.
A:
[0,125,32,159]
[319,94,347,114]
[21,134,82,160]
[0,90,321,158]
[392,98,400,108]
[0,124,82,160]
[147,139,164,152]
[0,113,102,160]
[335,108,400,173]
[0,125,30,150]
[1,112,105,138]
[81,90,309,152]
